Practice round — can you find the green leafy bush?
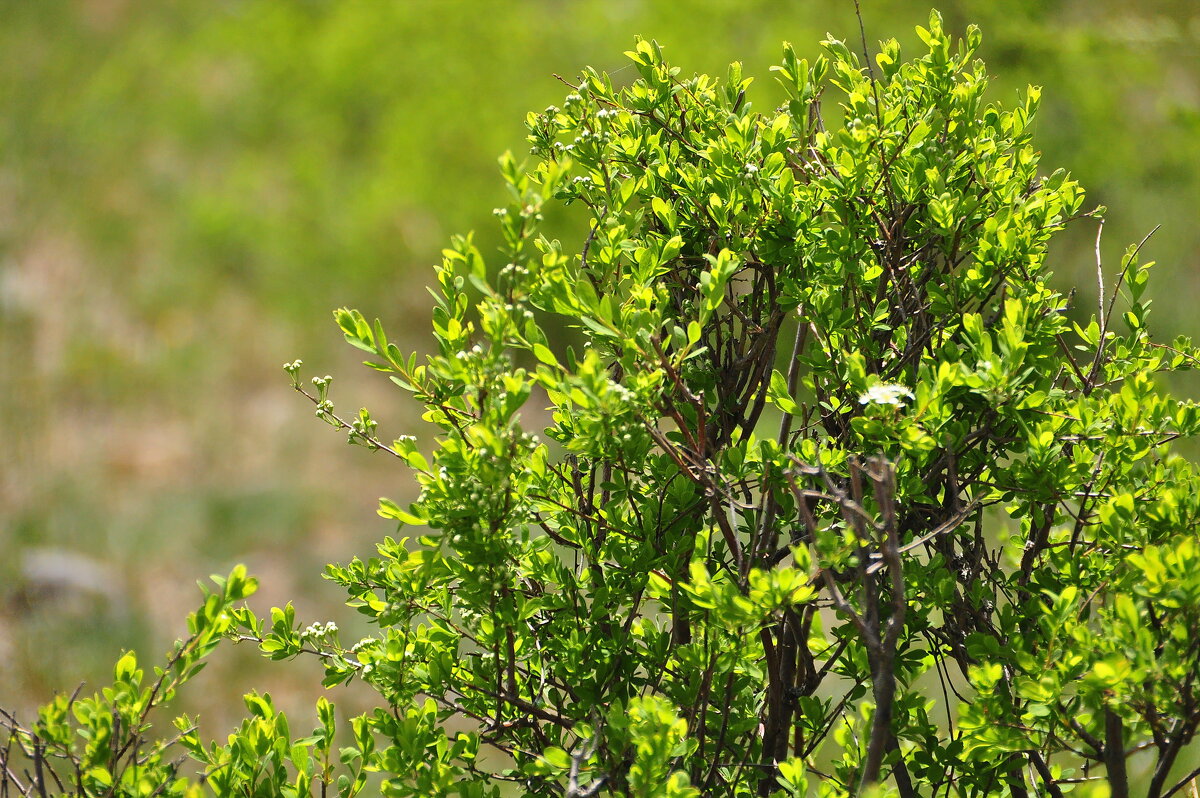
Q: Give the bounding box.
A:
[0,568,257,797]
[6,11,1200,797]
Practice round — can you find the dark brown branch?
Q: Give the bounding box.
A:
[1104,708,1129,798]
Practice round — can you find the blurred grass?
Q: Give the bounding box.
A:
[1,0,1197,735]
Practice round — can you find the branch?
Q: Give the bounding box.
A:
[1104,708,1129,798]
[1162,767,1200,798]
[859,458,905,792]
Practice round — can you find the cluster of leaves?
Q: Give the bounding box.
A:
[0,568,256,797]
[6,11,1200,798]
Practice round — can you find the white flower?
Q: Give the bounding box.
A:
[858,383,914,407]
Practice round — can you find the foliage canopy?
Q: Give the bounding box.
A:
[5,11,1200,798]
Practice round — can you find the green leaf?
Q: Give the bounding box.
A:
[580,315,618,338]
[532,342,558,366]
[377,498,426,526]
[768,369,799,414]
[542,746,571,769]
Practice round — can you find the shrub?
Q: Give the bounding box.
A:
[6,11,1200,797]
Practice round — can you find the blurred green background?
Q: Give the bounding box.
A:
[2,0,1197,737]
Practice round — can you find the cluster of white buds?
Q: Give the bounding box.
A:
[282,359,304,387]
[498,262,533,283]
[350,637,377,653]
[300,621,338,640]
[608,382,635,402]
